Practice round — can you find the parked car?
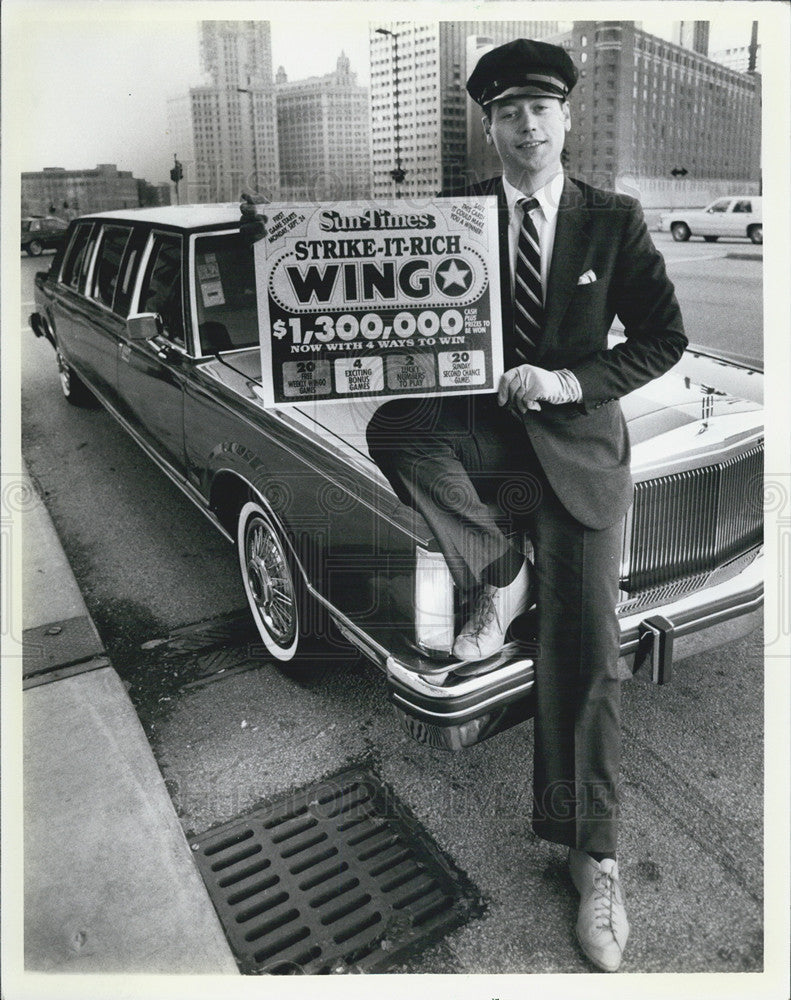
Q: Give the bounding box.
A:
[659,196,763,244]
[29,205,763,750]
[21,215,69,256]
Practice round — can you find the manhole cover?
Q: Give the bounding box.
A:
[191,765,483,974]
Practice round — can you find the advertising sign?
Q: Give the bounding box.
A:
[254,198,503,407]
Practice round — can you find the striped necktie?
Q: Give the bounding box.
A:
[513,197,544,360]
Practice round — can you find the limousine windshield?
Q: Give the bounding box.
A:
[193,232,258,354]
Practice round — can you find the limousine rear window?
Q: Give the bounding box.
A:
[192,232,258,354]
[140,233,185,346]
[61,223,94,289]
[90,225,133,313]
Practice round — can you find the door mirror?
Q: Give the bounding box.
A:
[126,312,162,341]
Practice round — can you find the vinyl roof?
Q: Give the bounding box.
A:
[80,203,247,229]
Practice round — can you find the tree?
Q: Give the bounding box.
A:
[137,179,160,207]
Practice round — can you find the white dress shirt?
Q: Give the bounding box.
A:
[502,170,565,299]
[500,171,582,404]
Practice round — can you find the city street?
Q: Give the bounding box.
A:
[19,237,764,975]
[650,230,763,364]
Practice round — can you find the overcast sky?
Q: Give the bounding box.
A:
[9,5,760,186]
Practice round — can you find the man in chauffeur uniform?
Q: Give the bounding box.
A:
[365,39,687,971]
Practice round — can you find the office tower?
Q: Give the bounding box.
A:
[370,21,561,199]
[21,164,140,217]
[168,21,279,203]
[673,21,710,56]
[277,53,372,200]
[465,21,760,195]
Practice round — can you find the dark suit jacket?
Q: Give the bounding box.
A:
[446,175,687,529]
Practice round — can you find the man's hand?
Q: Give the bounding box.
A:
[239,192,267,245]
[497,364,578,413]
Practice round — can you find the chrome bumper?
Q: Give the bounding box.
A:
[387,548,763,749]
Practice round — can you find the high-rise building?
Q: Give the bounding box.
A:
[167,21,279,203]
[672,21,710,56]
[370,21,561,199]
[465,21,761,198]
[21,164,140,217]
[710,43,762,73]
[560,22,760,191]
[276,53,372,200]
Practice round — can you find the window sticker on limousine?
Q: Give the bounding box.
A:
[197,253,220,281]
[198,252,226,307]
[253,197,504,407]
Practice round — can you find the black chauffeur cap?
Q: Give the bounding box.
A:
[467,38,578,107]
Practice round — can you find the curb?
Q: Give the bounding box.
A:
[22,464,109,688]
[21,463,238,974]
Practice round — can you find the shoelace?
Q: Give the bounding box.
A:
[591,870,622,932]
[467,588,502,638]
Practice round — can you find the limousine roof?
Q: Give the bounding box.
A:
[81,203,244,230]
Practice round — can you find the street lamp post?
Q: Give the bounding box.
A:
[237,80,259,196]
[376,28,406,197]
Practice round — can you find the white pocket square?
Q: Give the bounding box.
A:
[577,269,597,285]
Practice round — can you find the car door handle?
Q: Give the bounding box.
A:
[155,343,182,364]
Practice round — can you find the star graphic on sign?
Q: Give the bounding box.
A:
[436,258,473,294]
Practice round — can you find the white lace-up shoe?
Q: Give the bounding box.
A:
[568,849,629,972]
[452,561,532,661]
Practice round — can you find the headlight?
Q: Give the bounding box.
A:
[414,546,455,654]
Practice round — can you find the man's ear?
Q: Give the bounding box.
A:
[482,115,493,144]
[561,101,571,133]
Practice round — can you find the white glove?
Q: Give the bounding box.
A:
[497,364,582,413]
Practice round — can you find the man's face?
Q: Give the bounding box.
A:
[483,95,570,190]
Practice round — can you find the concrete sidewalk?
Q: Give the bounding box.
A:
[21,464,237,974]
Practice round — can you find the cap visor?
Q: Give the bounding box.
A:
[487,84,566,103]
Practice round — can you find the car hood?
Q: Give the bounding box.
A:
[205,349,762,479]
[621,367,760,445]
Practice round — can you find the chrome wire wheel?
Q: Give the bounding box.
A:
[237,500,299,660]
[54,347,93,406]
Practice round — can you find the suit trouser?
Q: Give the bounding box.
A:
[366,394,623,854]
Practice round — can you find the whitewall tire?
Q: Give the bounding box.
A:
[237,500,300,661]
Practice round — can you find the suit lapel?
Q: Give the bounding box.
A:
[535,178,590,361]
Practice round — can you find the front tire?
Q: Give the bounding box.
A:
[27,240,44,257]
[748,224,762,245]
[56,348,93,406]
[237,500,300,661]
[671,223,691,242]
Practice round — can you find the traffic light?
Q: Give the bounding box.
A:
[170,160,184,184]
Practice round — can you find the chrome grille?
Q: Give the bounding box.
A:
[625,442,763,593]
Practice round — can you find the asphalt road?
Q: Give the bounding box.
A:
[652,231,763,364]
[19,241,764,975]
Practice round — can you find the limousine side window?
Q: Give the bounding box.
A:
[194,233,257,354]
[90,225,133,312]
[60,223,95,290]
[139,232,185,347]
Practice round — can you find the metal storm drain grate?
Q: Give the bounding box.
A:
[190,766,482,974]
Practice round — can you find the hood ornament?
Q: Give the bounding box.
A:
[697,391,716,433]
